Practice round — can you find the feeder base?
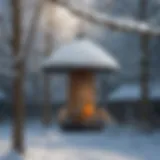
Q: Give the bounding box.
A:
[58,107,108,132]
[59,120,105,132]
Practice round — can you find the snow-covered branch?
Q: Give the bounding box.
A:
[55,0,160,36]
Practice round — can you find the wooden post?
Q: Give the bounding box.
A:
[68,70,96,121]
[42,74,52,125]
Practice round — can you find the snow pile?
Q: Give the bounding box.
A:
[43,39,120,72]
[109,83,160,102]
[1,122,160,160]
[0,150,23,160]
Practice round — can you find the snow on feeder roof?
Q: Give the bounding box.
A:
[42,39,120,73]
[41,39,120,130]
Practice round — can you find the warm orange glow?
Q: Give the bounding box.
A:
[81,104,95,119]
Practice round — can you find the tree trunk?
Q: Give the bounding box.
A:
[42,1,54,125]
[101,76,108,106]
[11,0,25,153]
[42,74,52,125]
[12,64,25,153]
[139,0,151,126]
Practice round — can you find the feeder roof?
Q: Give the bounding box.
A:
[42,39,120,73]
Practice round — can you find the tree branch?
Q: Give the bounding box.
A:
[14,0,44,66]
[55,0,160,36]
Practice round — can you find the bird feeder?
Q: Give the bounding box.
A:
[42,39,120,131]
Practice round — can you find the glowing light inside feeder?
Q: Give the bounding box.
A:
[82,103,95,118]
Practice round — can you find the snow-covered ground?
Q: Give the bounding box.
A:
[0,121,160,160]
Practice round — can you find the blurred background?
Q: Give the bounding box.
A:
[0,0,160,124]
[0,0,160,159]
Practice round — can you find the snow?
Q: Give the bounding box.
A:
[40,1,81,48]
[0,150,23,160]
[109,83,160,102]
[42,39,120,72]
[1,121,160,160]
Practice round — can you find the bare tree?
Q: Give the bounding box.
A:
[11,0,24,153]
[139,0,152,127]
[11,0,44,153]
[41,0,81,125]
[42,1,54,125]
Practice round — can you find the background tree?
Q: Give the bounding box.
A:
[40,0,81,125]
[139,0,152,127]
[42,0,54,126]
[11,0,24,153]
[11,0,44,153]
